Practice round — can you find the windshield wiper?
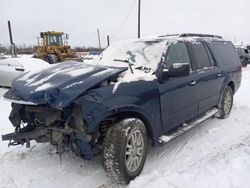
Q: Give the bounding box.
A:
[113,59,134,74]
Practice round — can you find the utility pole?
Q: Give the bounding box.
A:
[8,20,17,57]
[97,28,101,49]
[138,0,141,38]
[107,35,110,47]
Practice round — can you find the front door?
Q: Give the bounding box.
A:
[158,42,199,132]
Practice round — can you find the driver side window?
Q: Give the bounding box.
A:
[166,42,191,70]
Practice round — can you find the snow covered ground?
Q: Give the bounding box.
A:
[0,67,250,188]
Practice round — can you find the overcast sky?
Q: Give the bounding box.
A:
[1,0,250,47]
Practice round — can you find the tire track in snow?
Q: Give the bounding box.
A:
[144,117,225,172]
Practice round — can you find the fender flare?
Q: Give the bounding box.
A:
[87,104,157,139]
[221,77,235,95]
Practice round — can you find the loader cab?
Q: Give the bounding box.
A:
[39,31,68,47]
[47,34,63,46]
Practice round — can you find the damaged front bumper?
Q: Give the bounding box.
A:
[2,126,92,147]
[1,101,96,160]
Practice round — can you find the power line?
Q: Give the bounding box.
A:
[111,0,137,40]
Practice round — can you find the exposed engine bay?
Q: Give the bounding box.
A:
[2,103,96,160]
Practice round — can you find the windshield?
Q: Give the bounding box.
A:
[47,34,63,46]
[98,38,168,70]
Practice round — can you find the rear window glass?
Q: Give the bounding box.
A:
[210,42,239,67]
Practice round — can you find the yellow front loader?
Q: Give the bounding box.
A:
[35,31,80,64]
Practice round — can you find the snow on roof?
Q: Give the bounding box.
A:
[95,35,224,71]
[86,34,225,90]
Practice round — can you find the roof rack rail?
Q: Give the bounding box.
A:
[158,34,179,37]
[179,33,222,39]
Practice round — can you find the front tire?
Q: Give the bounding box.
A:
[103,119,147,184]
[46,54,59,64]
[217,86,234,119]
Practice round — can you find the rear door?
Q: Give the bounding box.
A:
[158,41,200,132]
[188,41,223,114]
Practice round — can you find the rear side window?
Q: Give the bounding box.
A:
[191,42,212,69]
[204,44,216,67]
[210,41,239,67]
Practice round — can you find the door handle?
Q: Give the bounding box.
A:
[217,73,222,77]
[15,68,25,72]
[190,80,196,86]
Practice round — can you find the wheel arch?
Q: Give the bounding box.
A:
[221,74,236,95]
[98,109,155,141]
[227,81,235,94]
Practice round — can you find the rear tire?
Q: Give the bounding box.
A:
[103,119,147,184]
[217,86,234,119]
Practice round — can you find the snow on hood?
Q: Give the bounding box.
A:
[9,61,127,108]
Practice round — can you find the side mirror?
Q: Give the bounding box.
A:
[66,34,69,40]
[158,63,190,83]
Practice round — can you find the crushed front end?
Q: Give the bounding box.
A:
[2,89,95,160]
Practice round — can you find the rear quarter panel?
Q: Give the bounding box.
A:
[206,41,241,95]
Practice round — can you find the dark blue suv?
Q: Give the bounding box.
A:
[2,33,242,184]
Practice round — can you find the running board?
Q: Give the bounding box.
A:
[158,108,219,143]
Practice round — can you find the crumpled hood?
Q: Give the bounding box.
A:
[9,61,127,109]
